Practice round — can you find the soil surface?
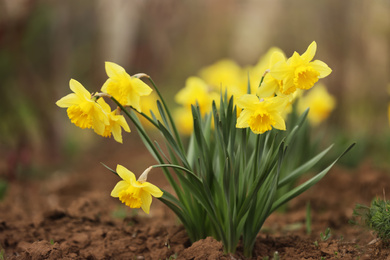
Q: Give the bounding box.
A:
[1,143,390,259]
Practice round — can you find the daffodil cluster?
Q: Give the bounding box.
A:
[56,62,152,143]
[174,41,332,135]
[57,42,352,257]
[57,62,164,214]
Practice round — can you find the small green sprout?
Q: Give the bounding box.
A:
[306,201,312,235]
[314,241,319,247]
[320,227,331,241]
[273,251,280,260]
[351,197,390,243]
[50,239,54,245]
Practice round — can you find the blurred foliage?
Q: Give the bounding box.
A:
[0,0,390,179]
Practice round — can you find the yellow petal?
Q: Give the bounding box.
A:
[272,113,286,131]
[236,110,251,128]
[111,123,123,143]
[116,164,136,183]
[236,94,260,111]
[301,41,317,63]
[257,75,279,98]
[270,61,291,81]
[105,62,126,79]
[69,79,91,100]
[132,78,153,96]
[118,116,130,132]
[310,60,332,78]
[142,182,163,198]
[140,191,152,214]
[270,51,286,66]
[110,180,129,197]
[56,93,80,108]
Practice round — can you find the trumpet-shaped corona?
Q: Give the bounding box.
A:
[56,79,109,135]
[236,94,287,134]
[111,165,163,214]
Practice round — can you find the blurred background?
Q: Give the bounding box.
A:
[1,0,390,180]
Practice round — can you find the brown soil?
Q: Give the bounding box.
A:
[1,145,390,259]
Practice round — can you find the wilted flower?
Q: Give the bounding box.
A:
[270,41,332,94]
[298,84,336,126]
[102,62,152,112]
[111,165,163,214]
[56,79,108,135]
[236,94,287,134]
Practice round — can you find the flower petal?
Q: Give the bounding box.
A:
[116,164,136,183]
[272,113,286,131]
[310,60,332,78]
[236,94,260,110]
[69,79,91,100]
[270,61,291,81]
[105,62,126,79]
[301,41,317,63]
[56,93,80,108]
[236,110,251,128]
[140,191,152,214]
[142,182,163,198]
[110,180,129,197]
[132,78,153,96]
[257,75,279,98]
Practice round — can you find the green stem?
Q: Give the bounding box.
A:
[145,76,185,153]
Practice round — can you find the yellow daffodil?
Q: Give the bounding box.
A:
[101,62,152,112]
[111,165,163,214]
[270,41,332,94]
[199,59,246,97]
[256,51,287,97]
[139,91,161,129]
[173,107,194,136]
[249,47,284,95]
[175,77,219,115]
[97,99,130,143]
[56,79,109,135]
[236,94,287,134]
[297,84,336,126]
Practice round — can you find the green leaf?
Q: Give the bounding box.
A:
[278,144,334,188]
[270,143,355,212]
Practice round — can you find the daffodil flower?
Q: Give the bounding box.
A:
[256,51,287,97]
[297,84,336,126]
[95,98,130,143]
[199,59,245,96]
[270,41,332,94]
[236,94,287,134]
[101,62,153,112]
[56,79,109,135]
[175,77,219,115]
[111,165,163,214]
